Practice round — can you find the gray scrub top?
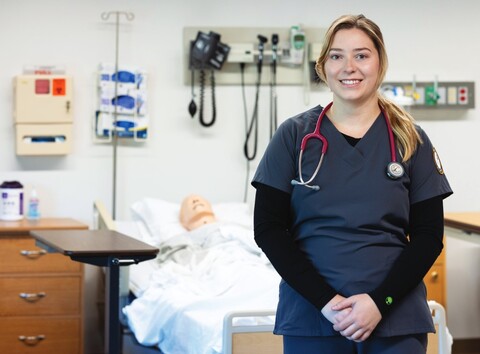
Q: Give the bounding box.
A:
[252,105,453,337]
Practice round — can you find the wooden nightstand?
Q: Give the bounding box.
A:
[0,218,88,354]
[424,246,446,307]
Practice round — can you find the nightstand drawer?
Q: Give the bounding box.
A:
[0,236,81,274]
[0,218,86,354]
[0,276,81,316]
[0,317,80,354]
[435,247,445,264]
[424,264,445,305]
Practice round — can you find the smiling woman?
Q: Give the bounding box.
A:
[315,14,420,161]
[323,28,380,118]
[251,14,453,354]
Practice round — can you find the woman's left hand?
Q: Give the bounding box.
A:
[331,294,382,342]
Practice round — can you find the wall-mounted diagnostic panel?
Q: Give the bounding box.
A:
[183,26,326,86]
[13,75,73,155]
[381,81,475,109]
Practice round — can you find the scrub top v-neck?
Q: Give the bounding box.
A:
[252,104,452,337]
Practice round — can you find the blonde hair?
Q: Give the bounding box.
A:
[315,14,422,161]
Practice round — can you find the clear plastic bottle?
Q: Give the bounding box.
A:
[27,188,40,220]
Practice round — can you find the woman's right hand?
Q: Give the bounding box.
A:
[321,294,352,325]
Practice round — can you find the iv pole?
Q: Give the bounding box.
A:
[101,11,134,220]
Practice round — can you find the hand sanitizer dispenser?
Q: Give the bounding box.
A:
[27,188,40,220]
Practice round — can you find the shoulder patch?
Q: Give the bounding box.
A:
[432,148,444,175]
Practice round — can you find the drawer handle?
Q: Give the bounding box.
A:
[18,335,46,346]
[20,250,47,258]
[430,271,439,281]
[19,292,47,302]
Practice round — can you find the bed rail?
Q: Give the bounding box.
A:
[427,300,452,354]
[93,200,116,231]
[223,310,281,354]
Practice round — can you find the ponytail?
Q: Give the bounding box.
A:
[378,95,422,162]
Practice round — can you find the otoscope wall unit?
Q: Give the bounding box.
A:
[13,75,73,156]
[183,26,326,86]
[381,81,475,109]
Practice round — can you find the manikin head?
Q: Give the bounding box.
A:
[179,194,216,231]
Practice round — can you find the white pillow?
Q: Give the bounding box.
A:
[213,202,252,228]
[130,198,252,244]
[131,198,184,244]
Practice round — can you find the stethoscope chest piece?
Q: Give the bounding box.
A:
[386,161,404,180]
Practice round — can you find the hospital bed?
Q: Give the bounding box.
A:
[93,199,282,354]
[93,199,451,354]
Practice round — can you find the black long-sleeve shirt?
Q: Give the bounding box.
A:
[253,182,444,316]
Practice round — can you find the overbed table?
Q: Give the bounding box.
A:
[444,212,480,245]
[30,229,159,354]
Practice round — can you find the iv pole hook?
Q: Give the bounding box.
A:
[100,11,134,220]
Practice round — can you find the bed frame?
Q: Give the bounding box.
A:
[93,200,283,354]
[427,300,450,354]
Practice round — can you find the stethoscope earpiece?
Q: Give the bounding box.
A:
[291,179,320,190]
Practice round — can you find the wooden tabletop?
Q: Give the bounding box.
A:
[31,229,159,257]
[444,212,480,235]
[0,218,87,232]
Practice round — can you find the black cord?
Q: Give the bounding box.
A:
[242,38,265,200]
[244,37,266,160]
[188,70,197,118]
[243,69,261,161]
[199,69,205,122]
[198,69,216,128]
[270,36,278,140]
[209,71,216,125]
[240,63,250,203]
[270,60,278,139]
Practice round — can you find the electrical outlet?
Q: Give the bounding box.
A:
[447,87,457,105]
[425,86,439,105]
[415,87,425,105]
[458,86,469,105]
[437,87,446,105]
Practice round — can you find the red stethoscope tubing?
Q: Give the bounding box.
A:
[294,102,400,189]
[382,107,398,163]
[299,101,332,153]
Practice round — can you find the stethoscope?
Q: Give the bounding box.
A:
[291,102,404,191]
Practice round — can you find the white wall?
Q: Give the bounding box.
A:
[1,0,479,352]
[1,0,479,223]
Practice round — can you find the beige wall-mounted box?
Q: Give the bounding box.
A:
[14,75,73,124]
[13,75,73,155]
[15,124,72,156]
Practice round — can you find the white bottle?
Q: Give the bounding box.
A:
[27,188,40,220]
[0,181,24,221]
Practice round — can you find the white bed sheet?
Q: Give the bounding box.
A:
[115,219,158,295]
[115,220,280,354]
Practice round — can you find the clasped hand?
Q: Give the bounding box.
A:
[321,294,382,342]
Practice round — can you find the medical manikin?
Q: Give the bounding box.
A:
[180,194,217,231]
